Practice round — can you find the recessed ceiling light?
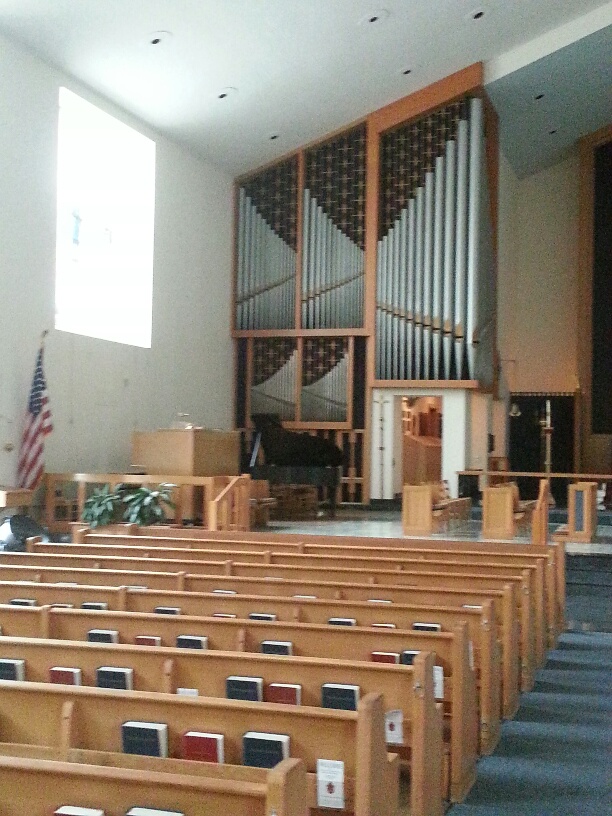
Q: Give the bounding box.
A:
[535,93,544,100]
[269,134,279,141]
[402,68,412,76]
[549,128,558,135]
[472,10,485,20]
[359,9,390,26]
[148,30,172,46]
[216,86,238,100]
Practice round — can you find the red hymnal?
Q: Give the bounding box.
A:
[371,651,400,664]
[49,666,82,685]
[181,731,224,763]
[265,683,302,705]
[135,635,162,646]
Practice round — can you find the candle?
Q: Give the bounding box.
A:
[546,400,551,427]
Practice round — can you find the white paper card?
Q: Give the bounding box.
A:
[385,709,404,745]
[176,687,199,697]
[468,640,474,671]
[316,758,345,809]
[433,665,444,700]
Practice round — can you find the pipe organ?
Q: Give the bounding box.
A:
[233,64,498,504]
[236,158,298,330]
[301,338,349,422]
[250,338,297,421]
[302,126,366,329]
[376,96,495,383]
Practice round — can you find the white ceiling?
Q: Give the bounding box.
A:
[0,0,610,177]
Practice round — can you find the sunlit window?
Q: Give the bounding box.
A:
[55,87,156,347]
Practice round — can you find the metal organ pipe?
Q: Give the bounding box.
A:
[454,116,469,380]
[432,153,445,380]
[442,139,456,380]
[422,170,434,379]
[466,96,483,380]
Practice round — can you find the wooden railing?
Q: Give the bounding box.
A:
[209,474,251,532]
[44,472,252,534]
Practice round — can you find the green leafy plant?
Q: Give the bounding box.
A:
[121,483,176,526]
[81,484,123,528]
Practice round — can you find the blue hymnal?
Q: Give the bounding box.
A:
[321,683,359,711]
[242,731,289,768]
[261,640,293,656]
[0,658,25,681]
[412,622,441,632]
[401,650,420,665]
[122,721,168,758]
[96,666,133,690]
[154,606,181,615]
[226,675,263,701]
[176,635,208,649]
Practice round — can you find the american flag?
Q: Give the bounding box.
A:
[17,345,53,488]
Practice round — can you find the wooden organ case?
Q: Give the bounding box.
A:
[233,64,499,505]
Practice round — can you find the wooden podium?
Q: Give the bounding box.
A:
[131,429,240,521]
[131,429,240,477]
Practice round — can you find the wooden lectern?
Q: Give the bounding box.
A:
[131,429,240,520]
[131,428,240,477]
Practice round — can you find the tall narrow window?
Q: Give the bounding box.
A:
[55,87,156,347]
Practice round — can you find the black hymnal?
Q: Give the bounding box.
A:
[0,658,25,681]
[176,635,208,649]
[226,675,263,701]
[249,612,277,621]
[87,629,119,644]
[121,721,168,758]
[154,606,181,615]
[401,650,420,665]
[96,666,133,690]
[321,683,359,711]
[261,640,293,656]
[242,731,290,768]
[81,602,108,610]
[412,622,442,632]
[9,598,36,606]
[328,617,356,626]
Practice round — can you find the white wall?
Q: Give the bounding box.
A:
[497,150,579,394]
[0,34,234,483]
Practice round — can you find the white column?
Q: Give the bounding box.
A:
[441,390,471,497]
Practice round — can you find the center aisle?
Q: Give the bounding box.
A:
[447,631,612,816]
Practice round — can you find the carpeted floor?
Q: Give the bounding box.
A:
[447,555,612,816]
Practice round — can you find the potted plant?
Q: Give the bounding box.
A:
[121,483,176,526]
[80,484,123,529]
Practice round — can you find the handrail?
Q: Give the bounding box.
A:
[209,474,251,532]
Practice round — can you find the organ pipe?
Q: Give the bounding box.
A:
[375,95,494,383]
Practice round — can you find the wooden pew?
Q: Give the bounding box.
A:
[0,680,404,816]
[67,527,564,645]
[25,539,550,667]
[0,577,502,751]
[0,577,501,749]
[0,604,475,803]
[401,484,471,535]
[0,550,542,687]
[0,634,444,805]
[0,753,309,816]
[481,482,538,540]
[0,565,520,717]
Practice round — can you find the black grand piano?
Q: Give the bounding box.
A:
[248,414,344,517]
